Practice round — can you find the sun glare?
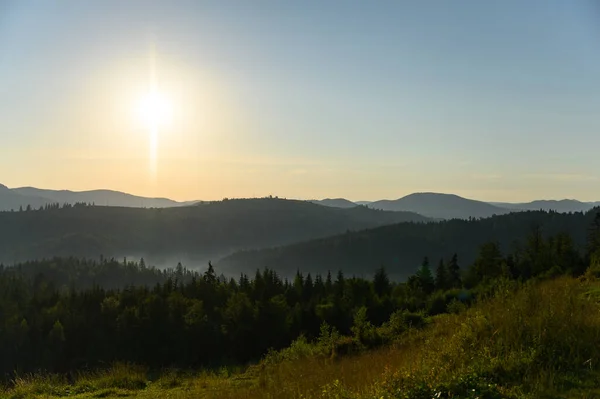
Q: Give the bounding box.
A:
[135,89,173,180]
[136,90,172,129]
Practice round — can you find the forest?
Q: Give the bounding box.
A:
[1,210,597,380]
[220,208,595,279]
[0,199,426,265]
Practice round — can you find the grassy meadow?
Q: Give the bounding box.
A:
[4,275,600,399]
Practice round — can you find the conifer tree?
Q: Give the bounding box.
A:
[416,257,435,294]
[447,253,461,288]
[435,259,448,291]
[373,266,390,297]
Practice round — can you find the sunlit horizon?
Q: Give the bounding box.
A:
[2,1,600,203]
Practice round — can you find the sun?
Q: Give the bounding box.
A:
[135,89,173,179]
[136,90,173,130]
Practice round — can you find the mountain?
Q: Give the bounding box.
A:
[367,192,511,219]
[355,201,373,206]
[11,187,196,208]
[310,198,358,208]
[0,198,428,265]
[218,208,595,280]
[490,199,594,213]
[0,184,54,211]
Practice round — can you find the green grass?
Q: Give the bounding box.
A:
[5,276,600,399]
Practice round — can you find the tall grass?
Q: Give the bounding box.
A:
[221,276,600,398]
[3,276,600,398]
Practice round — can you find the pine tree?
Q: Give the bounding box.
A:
[49,320,66,343]
[293,270,304,299]
[587,212,600,264]
[303,273,314,301]
[470,241,504,285]
[314,274,324,298]
[325,270,333,293]
[335,270,345,298]
[416,257,435,294]
[204,261,216,284]
[447,253,461,288]
[373,266,390,297]
[434,259,448,291]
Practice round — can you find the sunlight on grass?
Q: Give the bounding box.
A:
[4,276,600,399]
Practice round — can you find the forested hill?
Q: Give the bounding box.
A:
[0,198,428,265]
[218,209,597,280]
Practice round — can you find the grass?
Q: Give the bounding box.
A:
[4,275,600,398]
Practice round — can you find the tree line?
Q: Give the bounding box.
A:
[0,198,426,266]
[1,212,599,378]
[220,208,596,280]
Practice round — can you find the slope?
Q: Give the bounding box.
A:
[492,199,594,213]
[0,183,53,211]
[218,208,594,280]
[0,198,428,266]
[309,198,358,208]
[12,187,196,208]
[5,276,600,399]
[369,192,511,219]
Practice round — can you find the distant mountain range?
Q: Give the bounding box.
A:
[0,185,197,211]
[0,184,54,212]
[367,193,509,220]
[313,193,600,220]
[490,199,597,213]
[2,184,599,220]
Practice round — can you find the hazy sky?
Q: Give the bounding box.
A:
[2,1,600,202]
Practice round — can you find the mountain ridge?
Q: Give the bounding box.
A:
[1,185,197,211]
[0,197,429,265]
[217,208,596,280]
[3,183,600,218]
[367,192,510,220]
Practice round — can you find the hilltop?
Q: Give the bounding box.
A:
[312,195,600,218]
[0,183,53,211]
[3,184,600,218]
[492,199,595,213]
[367,192,511,219]
[2,186,196,210]
[0,198,428,266]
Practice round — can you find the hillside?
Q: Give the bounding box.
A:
[10,186,196,208]
[218,209,595,280]
[368,192,511,219]
[3,271,600,398]
[309,198,358,208]
[0,183,53,211]
[1,215,598,398]
[492,199,594,213]
[0,198,428,266]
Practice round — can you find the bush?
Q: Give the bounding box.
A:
[371,277,600,398]
[351,307,383,349]
[380,370,512,399]
[262,334,327,366]
[76,363,148,391]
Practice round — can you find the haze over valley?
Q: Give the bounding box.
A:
[2,183,599,279]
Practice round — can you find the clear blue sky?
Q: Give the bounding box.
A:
[1,0,600,201]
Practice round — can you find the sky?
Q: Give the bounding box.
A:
[1,0,600,202]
